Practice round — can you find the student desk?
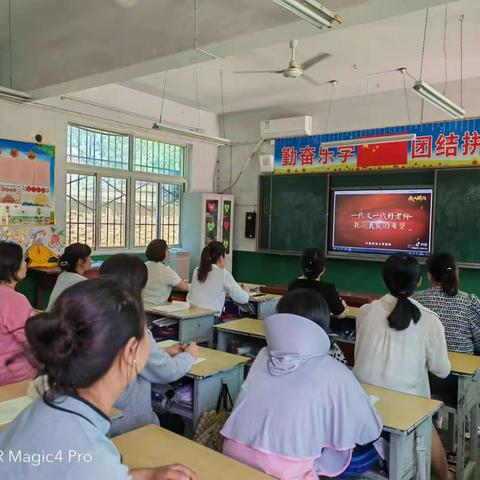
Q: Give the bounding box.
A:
[0,379,122,431]
[153,342,249,428]
[145,304,216,346]
[215,318,265,352]
[247,293,282,319]
[113,424,273,479]
[447,352,480,480]
[364,384,442,480]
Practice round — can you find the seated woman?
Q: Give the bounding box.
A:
[0,241,36,386]
[143,239,189,307]
[100,254,199,436]
[187,241,249,314]
[0,277,197,479]
[221,289,382,480]
[414,252,480,354]
[354,253,452,480]
[288,248,347,318]
[47,242,92,310]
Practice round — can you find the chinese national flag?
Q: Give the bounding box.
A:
[357,141,408,168]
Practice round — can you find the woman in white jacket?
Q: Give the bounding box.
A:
[354,253,452,480]
[187,241,249,314]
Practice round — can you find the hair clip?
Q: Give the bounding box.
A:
[446,267,452,271]
[59,261,68,267]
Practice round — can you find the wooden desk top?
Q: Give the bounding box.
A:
[363,384,442,434]
[215,318,265,337]
[113,425,274,479]
[249,293,282,303]
[0,379,121,428]
[157,342,249,378]
[146,304,215,319]
[0,379,29,403]
[448,351,480,376]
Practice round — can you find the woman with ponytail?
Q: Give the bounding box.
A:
[187,241,249,313]
[415,252,480,354]
[354,253,452,480]
[47,242,92,310]
[0,277,197,480]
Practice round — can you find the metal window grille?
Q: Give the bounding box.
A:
[66,125,185,250]
[134,180,158,247]
[66,173,96,246]
[160,183,182,246]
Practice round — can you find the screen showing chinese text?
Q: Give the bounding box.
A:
[328,188,433,257]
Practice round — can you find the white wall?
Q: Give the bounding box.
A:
[217,77,480,252]
[0,84,220,249]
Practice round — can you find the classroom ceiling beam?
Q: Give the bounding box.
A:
[1,0,456,100]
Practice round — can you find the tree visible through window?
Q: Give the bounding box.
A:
[66,125,185,250]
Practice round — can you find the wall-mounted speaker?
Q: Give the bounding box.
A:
[245,212,256,239]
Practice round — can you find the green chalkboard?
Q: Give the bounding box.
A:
[259,174,328,252]
[435,169,480,265]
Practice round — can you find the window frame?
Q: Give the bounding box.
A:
[66,124,188,253]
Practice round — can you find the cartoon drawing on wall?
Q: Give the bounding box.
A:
[0,138,64,263]
[0,138,55,227]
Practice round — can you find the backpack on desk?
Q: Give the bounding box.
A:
[193,381,233,452]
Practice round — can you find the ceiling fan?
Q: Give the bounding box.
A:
[233,40,331,86]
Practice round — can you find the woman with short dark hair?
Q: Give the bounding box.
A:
[100,254,199,436]
[143,239,188,307]
[0,241,36,386]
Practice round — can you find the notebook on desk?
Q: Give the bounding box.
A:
[150,301,190,313]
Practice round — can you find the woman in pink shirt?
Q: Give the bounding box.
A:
[0,242,36,386]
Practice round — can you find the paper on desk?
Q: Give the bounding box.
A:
[0,396,33,425]
[369,395,380,406]
[157,339,178,348]
[150,301,190,313]
[156,341,205,365]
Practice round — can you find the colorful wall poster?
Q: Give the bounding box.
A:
[0,138,63,262]
[0,138,55,226]
[274,118,480,174]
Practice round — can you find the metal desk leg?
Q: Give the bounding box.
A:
[192,365,245,429]
[456,377,471,480]
[470,392,479,480]
[387,418,432,480]
[216,330,230,352]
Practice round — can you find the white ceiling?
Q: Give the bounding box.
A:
[123,0,479,113]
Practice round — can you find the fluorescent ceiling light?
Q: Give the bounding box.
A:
[0,86,31,102]
[321,133,416,149]
[272,0,341,29]
[412,80,465,119]
[152,122,230,145]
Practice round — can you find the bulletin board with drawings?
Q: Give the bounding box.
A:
[0,137,64,265]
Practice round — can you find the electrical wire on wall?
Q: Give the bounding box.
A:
[219,138,265,194]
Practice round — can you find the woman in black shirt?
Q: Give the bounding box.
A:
[289,248,347,318]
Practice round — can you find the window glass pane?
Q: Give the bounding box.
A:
[67,125,129,170]
[133,138,184,177]
[160,184,181,245]
[66,173,96,246]
[99,177,127,247]
[134,181,158,247]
